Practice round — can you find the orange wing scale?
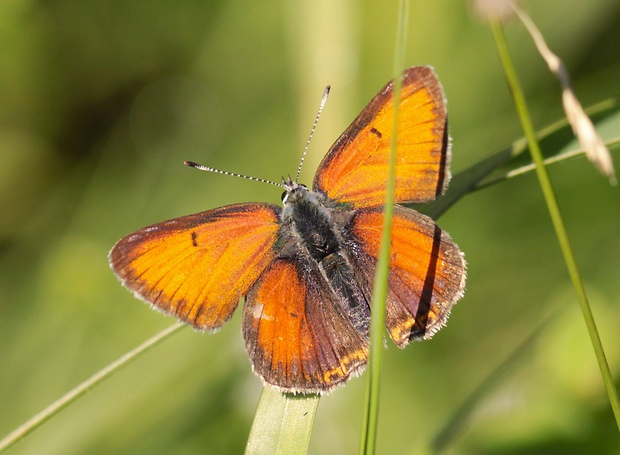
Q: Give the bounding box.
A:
[351,206,466,347]
[109,203,280,330]
[314,66,449,207]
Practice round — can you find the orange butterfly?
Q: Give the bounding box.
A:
[109,66,466,394]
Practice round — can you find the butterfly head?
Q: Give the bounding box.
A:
[280,177,309,206]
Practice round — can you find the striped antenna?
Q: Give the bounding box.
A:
[295,85,331,183]
[184,161,283,188]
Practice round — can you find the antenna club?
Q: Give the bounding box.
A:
[185,161,212,172]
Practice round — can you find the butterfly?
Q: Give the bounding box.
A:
[109,66,466,394]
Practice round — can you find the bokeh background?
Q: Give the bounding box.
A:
[1,0,619,453]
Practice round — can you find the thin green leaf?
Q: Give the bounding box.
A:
[0,322,185,453]
[479,136,620,189]
[491,19,620,429]
[246,388,319,455]
[416,97,620,219]
[359,1,409,454]
[477,99,620,189]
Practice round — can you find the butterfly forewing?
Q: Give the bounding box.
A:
[313,66,449,208]
[109,203,280,330]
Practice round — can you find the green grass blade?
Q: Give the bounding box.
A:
[358,1,409,454]
[419,97,620,219]
[491,19,620,429]
[245,388,319,455]
[0,322,185,453]
[477,102,620,189]
[479,136,620,189]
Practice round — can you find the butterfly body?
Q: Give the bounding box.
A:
[278,179,372,335]
[110,66,466,394]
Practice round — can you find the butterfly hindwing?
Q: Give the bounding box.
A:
[109,203,280,330]
[313,66,450,207]
[348,205,466,347]
[243,258,368,393]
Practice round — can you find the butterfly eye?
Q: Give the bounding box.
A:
[281,191,288,203]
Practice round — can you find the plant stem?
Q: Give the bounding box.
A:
[0,322,186,453]
[490,20,620,430]
[359,0,409,453]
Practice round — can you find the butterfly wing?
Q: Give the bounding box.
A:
[349,205,466,347]
[243,258,368,393]
[313,66,449,207]
[109,203,280,330]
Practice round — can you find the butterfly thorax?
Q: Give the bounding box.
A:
[280,179,342,263]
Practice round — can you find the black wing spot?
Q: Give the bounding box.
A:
[191,231,198,247]
[370,127,382,139]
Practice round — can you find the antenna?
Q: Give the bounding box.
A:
[295,85,331,183]
[184,161,283,188]
[186,85,331,189]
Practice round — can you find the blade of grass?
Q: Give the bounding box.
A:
[421,97,620,219]
[0,322,185,453]
[490,20,620,429]
[478,136,620,190]
[359,1,409,454]
[245,388,319,455]
[477,103,620,190]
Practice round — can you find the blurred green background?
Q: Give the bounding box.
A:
[1,0,619,453]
